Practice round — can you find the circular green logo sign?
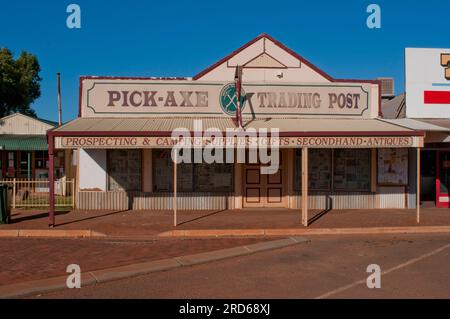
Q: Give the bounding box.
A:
[219,83,246,116]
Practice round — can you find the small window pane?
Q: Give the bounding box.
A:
[334,149,370,191]
[194,163,233,192]
[108,149,142,191]
[152,149,233,192]
[294,149,332,191]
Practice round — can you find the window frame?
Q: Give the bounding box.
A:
[294,148,333,192]
[152,148,235,193]
[333,148,371,192]
[107,149,143,192]
[294,148,372,193]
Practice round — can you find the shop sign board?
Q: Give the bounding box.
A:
[80,78,377,118]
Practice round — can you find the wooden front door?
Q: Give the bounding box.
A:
[243,152,285,208]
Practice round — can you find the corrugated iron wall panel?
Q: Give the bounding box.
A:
[77,191,233,210]
[377,186,406,208]
[77,191,128,210]
[292,189,405,209]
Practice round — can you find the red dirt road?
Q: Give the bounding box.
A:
[0,237,269,285]
[32,233,450,299]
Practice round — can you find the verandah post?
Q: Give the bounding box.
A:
[12,178,16,209]
[417,147,421,223]
[48,134,55,227]
[173,151,177,227]
[71,177,75,209]
[302,147,308,226]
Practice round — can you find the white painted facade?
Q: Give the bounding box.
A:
[196,37,330,83]
[405,48,450,118]
[0,113,54,135]
[78,149,107,191]
[70,34,418,211]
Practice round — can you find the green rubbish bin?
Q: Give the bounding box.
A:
[0,184,11,224]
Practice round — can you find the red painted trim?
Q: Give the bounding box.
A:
[77,35,382,119]
[373,79,383,117]
[79,75,188,80]
[78,77,83,118]
[424,91,450,104]
[192,33,381,86]
[192,34,268,81]
[193,33,337,81]
[48,134,55,227]
[48,130,424,138]
[436,150,450,208]
[262,34,334,82]
[279,131,423,137]
[436,150,441,207]
[332,79,380,84]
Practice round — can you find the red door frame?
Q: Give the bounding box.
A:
[436,150,450,208]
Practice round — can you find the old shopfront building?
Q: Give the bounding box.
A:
[382,48,450,208]
[47,34,424,226]
[0,113,72,180]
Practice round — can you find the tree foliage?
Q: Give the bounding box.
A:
[0,48,41,117]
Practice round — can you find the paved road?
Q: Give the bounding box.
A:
[33,233,450,298]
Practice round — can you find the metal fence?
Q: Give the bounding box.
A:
[0,178,75,208]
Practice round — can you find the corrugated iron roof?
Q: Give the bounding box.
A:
[0,135,48,151]
[381,93,405,119]
[414,119,450,130]
[380,118,450,132]
[51,117,416,134]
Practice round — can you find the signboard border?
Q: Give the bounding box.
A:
[83,81,370,116]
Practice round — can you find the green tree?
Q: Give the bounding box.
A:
[0,48,41,117]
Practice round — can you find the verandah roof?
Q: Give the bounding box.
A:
[0,135,48,151]
[50,117,421,136]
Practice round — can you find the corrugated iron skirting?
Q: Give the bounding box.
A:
[77,191,234,210]
[292,187,406,209]
[77,187,406,210]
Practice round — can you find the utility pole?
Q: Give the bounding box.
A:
[57,72,62,126]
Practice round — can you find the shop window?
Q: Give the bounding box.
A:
[34,151,49,179]
[294,149,332,191]
[377,148,408,185]
[439,152,450,195]
[19,151,31,178]
[54,151,65,179]
[108,149,142,191]
[333,149,370,191]
[194,162,233,192]
[153,149,174,192]
[152,149,233,192]
[34,151,49,169]
[6,152,16,178]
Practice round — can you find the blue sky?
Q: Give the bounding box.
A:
[0,0,449,122]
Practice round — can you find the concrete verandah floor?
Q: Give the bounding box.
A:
[1,208,450,237]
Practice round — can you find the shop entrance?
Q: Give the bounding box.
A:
[243,151,286,208]
[437,151,450,208]
[420,150,436,205]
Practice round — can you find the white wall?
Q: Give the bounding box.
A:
[0,113,54,134]
[78,149,107,191]
[405,48,450,118]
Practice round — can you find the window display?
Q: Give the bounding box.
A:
[108,149,142,191]
[295,149,332,191]
[153,149,233,192]
[334,149,370,191]
[377,148,408,185]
